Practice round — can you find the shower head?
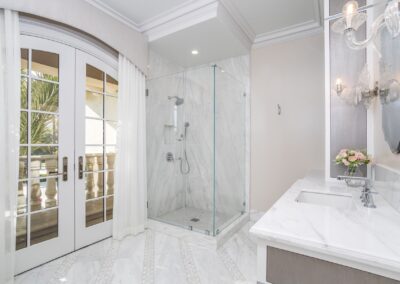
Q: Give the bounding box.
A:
[168,96,184,106]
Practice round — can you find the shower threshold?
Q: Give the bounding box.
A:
[147,207,249,248]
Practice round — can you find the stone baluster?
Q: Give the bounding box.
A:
[106,153,115,195]
[45,158,58,207]
[30,159,42,211]
[18,159,27,214]
[96,154,104,197]
[86,155,95,199]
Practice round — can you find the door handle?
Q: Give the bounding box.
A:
[48,156,68,181]
[78,156,83,179]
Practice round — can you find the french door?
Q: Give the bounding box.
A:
[16,35,118,274]
[75,50,117,249]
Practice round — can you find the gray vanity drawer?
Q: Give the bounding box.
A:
[267,247,399,284]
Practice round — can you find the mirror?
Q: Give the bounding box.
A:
[382,101,400,154]
[380,27,400,155]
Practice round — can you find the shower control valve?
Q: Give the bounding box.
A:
[166,152,174,162]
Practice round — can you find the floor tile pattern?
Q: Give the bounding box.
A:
[15,221,258,284]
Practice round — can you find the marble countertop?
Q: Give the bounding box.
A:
[250,173,400,280]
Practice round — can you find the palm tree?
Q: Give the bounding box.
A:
[20,74,59,152]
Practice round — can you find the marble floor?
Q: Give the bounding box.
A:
[156,207,235,234]
[15,219,259,284]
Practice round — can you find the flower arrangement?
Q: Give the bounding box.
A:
[335,149,371,175]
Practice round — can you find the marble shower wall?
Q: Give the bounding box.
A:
[146,72,187,218]
[146,50,249,224]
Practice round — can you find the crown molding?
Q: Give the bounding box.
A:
[252,20,323,48]
[140,0,216,32]
[218,0,256,42]
[86,0,324,49]
[217,3,253,49]
[144,1,219,42]
[85,0,141,31]
[253,0,323,48]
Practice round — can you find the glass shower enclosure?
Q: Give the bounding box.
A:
[146,65,246,236]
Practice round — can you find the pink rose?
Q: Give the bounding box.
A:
[355,152,366,161]
[348,156,357,162]
[343,159,350,166]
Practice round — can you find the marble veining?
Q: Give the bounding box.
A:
[250,173,400,280]
[15,220,260,284]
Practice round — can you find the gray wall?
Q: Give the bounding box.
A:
[328,0,368,178]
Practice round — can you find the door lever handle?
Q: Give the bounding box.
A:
[48,157,68,181]
[78,156,83,179]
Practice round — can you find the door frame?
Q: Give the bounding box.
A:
[16,18,118,274]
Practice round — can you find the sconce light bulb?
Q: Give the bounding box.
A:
[343,0,359,28]
[344,1,358,16]
[336,78,344,95]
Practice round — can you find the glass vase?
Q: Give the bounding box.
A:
[344,167,363,187]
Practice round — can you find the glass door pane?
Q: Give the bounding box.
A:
[84,64,117,227]
[17,48,60,247]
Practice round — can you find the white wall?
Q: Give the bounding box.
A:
[250,33,325,211]
[0,0,148,73]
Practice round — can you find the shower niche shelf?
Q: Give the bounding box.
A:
[163,124,175,144]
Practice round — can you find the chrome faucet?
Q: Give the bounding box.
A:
[337,176,376,208]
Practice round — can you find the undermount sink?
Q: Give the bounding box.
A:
[296,190,355,210]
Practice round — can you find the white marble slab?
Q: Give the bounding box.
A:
[250,174,400,281]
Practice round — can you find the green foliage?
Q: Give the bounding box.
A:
[20,74,59,146]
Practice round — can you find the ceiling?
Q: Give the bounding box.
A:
[150,17,248,67]
[87,0,322,66]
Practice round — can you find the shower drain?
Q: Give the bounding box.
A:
[190,218,200,222]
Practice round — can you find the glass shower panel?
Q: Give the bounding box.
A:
[214,66,246,234]
[146,64,246,236]
[183,66,214,234]
[146,71,187,228]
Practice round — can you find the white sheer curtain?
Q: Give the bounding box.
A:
[0,9,20,284]
[113,55,147,240]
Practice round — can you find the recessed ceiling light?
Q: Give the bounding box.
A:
[191,50,199,55]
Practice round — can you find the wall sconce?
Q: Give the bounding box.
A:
[332,0,400,51]
[334,63,400,107]
[334,77,398,107]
